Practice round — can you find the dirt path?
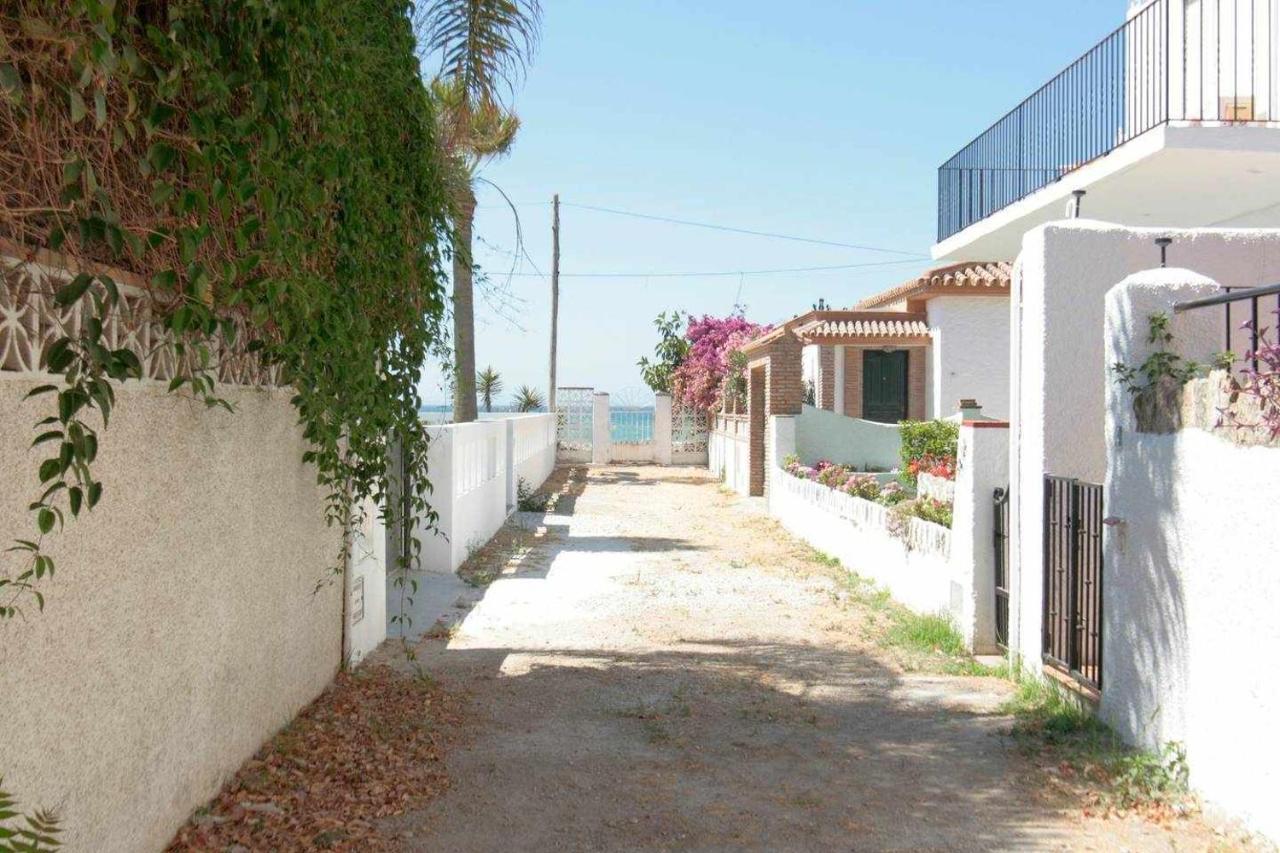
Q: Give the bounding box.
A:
[378,465,1240,852]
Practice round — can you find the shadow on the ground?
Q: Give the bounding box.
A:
[376,466,1115,852]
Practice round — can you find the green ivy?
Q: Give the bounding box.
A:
[1,0,452,617]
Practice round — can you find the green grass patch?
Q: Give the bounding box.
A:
[1002,675,1192,814]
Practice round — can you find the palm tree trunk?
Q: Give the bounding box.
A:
[452,187,479,423]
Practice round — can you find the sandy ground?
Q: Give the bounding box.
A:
[376,465,1252,852]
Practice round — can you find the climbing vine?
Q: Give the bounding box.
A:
[0,0,452,616]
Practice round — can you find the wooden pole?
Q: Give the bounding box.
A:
[549,193,560,412]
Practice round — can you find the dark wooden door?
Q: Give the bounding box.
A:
[862,350,908,423]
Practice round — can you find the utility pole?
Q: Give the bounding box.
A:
[549,193,560,412]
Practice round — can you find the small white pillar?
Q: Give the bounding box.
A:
[502,418,517,509]
[654,393,673,465]
[951,421,1010,654]
[591,392,611,464]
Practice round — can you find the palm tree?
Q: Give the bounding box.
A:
[477,366,504,412]
[514,385,545,412]
[417,1,542,424]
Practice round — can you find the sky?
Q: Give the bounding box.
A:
[420,0,1129,406]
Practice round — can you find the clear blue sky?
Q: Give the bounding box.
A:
[420,0,1129,405]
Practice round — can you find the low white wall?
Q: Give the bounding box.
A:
[949,423,1009,654]
[1101,272,1280,843]
[709,414,751,495]
[509,412,557,492]
[0,377,342,853]
[794,404,901,471]
[415,419,509,573]
[769,468,957,619]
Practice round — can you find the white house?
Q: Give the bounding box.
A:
[799,261,1012,423]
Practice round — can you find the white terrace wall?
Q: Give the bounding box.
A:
[0,379,343,853]
[1008,220,1280,675]
[709,413,750,495]
[793,404,901,471]
[414,413,557,575]
[1101,272,1280,843]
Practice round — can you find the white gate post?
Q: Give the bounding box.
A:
[592,392,611,464]
[654,393,673,465]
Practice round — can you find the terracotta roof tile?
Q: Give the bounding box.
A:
[856,261,1012,309]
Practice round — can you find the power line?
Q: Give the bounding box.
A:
[492,257,924,280]
[559,201,928,258]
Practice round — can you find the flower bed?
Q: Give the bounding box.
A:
[782,455,952,528]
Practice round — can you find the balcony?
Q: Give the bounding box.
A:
[936,0,1280,260]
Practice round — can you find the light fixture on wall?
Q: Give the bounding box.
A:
[1155,237,1173,268]
[1067,190,1086,219]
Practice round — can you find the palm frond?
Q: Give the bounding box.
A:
[417,0,542,106]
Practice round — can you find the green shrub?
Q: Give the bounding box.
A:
[898,419,959,486]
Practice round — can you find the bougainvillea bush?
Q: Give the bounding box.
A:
[670,313,769,411]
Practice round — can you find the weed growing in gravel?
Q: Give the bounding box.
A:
[1002,676,1194,816]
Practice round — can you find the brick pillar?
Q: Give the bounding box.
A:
[815,346,836,411]
[843,348,864,418]
[747,365,766,496]
[907,347,926,421]
[766,331,804,416]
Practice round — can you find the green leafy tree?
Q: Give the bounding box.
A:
[514,385,545,412]
[476,366,504,412]
[416,1,542,424]
[638,311,691,394]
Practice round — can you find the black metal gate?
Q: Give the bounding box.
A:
[993,487,1011,651]
[1043,476,1104,691]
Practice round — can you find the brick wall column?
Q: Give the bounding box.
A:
[766,332,804,416]
[815,346,836,411]
[907,347,927,421]
[747,365,767,496]
[843,348,864,419]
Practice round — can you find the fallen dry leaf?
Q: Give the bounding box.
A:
[167,664,458,852]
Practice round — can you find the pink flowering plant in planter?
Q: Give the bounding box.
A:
[781,455,932,513]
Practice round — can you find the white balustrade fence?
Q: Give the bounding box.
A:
[409,413,558,577]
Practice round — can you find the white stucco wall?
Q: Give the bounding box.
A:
[1100,272,1280,842]
[709,417,750,495]
[927,295,1011,420]
[793,404,902,471]
[1007,221,1280,674]
[0,377,343,853]
[414,419,510,573]
[346,494,388,667]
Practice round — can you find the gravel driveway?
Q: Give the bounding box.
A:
[380,465,1240,852]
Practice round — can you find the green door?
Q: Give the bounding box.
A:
[862,350,909,423]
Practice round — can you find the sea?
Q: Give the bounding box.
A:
[419,404,655,443]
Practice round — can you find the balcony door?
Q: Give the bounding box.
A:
[862,350,909,424]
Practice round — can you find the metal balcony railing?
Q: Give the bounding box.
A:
[938,0,1280,242]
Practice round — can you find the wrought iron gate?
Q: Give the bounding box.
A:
[555,386,593,453]
[1043,475,1104,691]
[993,486,1011,651]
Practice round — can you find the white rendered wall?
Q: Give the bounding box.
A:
[1008,221,1280,674]
[1101,271,1280,843]
[414,419,509,573]
[927,296,1011,420]
[709,416,751,495]
[768,416,967,630]
[509,413,557,492]
[793,404,902,471]
[346,494,387,666]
